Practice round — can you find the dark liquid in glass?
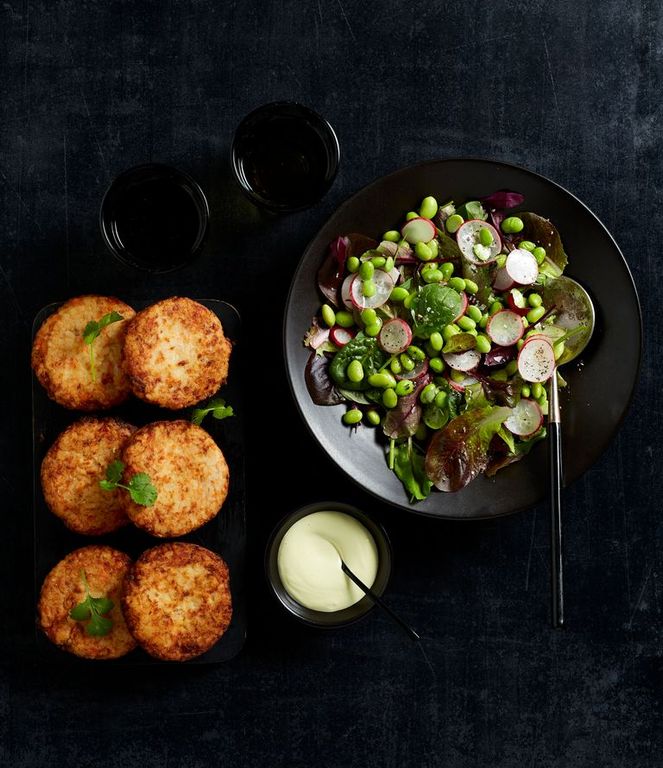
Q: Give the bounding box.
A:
[237,114,335,210]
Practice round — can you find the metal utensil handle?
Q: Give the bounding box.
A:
[549,372,564,628]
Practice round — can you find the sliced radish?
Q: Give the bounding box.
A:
[341,274,355,309]
[401,217,436,244]
[451,291,469,323]
[329,326,356,347]
[442,348,481,372]
[456,220,501,264]
[517,337,555,383]
[397,358,429,381]
[349,271,395,310]
[506,288,529,316]
[378,318,412,354]
[493,267,515,292]
[486,310,525,346]
[505,399,543,437]
[388,266,401,285]
[505,248,539,285]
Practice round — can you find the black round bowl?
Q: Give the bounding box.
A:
[231,101,340,214]
[100,163,209,273]
[265,501,392,628]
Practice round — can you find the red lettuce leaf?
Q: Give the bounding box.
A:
[305,352,345,406]
[480,190,525,210]
[382,375,431,440]
[317,233,377,306]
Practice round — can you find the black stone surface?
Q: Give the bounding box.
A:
[1,1,660,765]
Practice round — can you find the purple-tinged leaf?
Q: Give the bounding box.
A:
[305,352,345,406]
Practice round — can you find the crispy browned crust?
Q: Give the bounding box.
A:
[31,295,136,411]
[120,420,229,538]
[122,297,232,410]
[122,543,232,661]
[41,417,136,535]
[38,545,137,660]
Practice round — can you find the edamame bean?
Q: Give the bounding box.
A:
[395,379,414,397]
[464,278,479,294]
[419,196,438,220]
[532,382,543,400]
[368,372,397,389]
[434,390,448,409]
[343,408,363,425]
[501,216,524,234]
[384,256,395,272]
[479,313,489,329]
[496,254,507,268]
[382,388,398,409]
[428,239,439,259]
[335,310,354,328]
[467,305,483,323]
[370,256,386,269]
[442,323,461,341]
[423,269,444,283]
[519,240,536,251]
[390,286,409,302]
[400,353,415,371]
[321,304,336,327]
[532,246,546,264]
[362,280,376,298]
[403,291,417,309]
[526,305,546,324]
[420,382,438,404]
[415,242,433,261]
[516,338,525,351]
[359,261,374,281]
[489,301,503,315]
[365,321,382,337]
[429,357,445,373]
[347,256,360,273]
[390,358,402,375]
[553,341,565,360]
[383,230,400,242]
[441,262,454,280]
[365,409,381,426]
[536,394,547,408]
[448,276,466,292]
[360,307,377,325]
[429,331,443,351]
[528,292,543,308]
[446,214,464,233]
[458,315,476,331]
[476,334,491,354]
[521,385,531,398]
[479,227,494,246]
[405,211,418,221]
[450,370,466,383]
[505,360,518,376]
[408,345,426,361]
[347,360,364,383]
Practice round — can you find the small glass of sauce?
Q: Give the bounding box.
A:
[231,102,340,214]
[100,164,209,273]
[265,502,392,628]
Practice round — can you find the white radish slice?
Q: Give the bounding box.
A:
[505,248,539,285]
[517,337,555,383]
[452,291,469,323]
[493,267,515,292]
[388,266,401,285]
[401,217,436,244]
[506,288,529,316]
[442,348,481,372]
[341,274,355,309]
[349,271,395,310]
[378,318,412,354]
[486,310,525,346]
[505,399,543,437]
[329,326,355,347]
[456,220,501,264]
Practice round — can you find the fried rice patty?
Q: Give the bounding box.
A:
[38,545,137,660]
[31,295,136,410]
[120,420,229,537]
[122,297,232,409]
[41,417,136,535]
[122,543,232,661]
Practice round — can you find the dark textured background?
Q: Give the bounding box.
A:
[1,1,660,766]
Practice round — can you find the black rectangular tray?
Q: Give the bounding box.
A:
[32,299,246,664]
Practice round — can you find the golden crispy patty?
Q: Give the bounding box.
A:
[41,417,136,535]
[122,297,232,410]
[120,420,229,538]
[122,543,232,661]
[32,295,136,411]
[38,546,136,660]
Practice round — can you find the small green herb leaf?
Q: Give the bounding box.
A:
[127,473,158,506]
[90,596,114,615]
[105,459,125,484]
[69,603,92,621]
[82,311,124,382]
[191,397,235,426]
[69,570,115,637]
[87,615,114,637]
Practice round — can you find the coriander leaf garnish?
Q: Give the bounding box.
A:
[191,397,234,426]
[99,460,158,506]
[69,569,115,637]
[82,311,124,382]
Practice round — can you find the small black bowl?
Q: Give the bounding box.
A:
[231,102,340,214]
[265,501,392,628]
[100,163,209,273]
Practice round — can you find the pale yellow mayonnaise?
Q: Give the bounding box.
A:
[277,511,379,612]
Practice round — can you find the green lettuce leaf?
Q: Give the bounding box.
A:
[329,333,388,390]
[411,285,462,338]
[392,440,433,502]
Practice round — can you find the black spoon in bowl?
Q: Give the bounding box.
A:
[542,276,595,629]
